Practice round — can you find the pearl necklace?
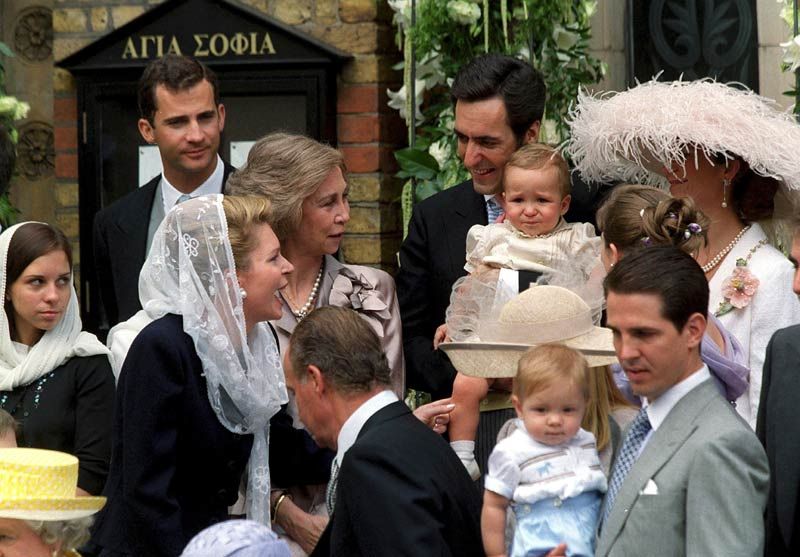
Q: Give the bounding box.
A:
[701,225,750,273]
[290,265,324,320]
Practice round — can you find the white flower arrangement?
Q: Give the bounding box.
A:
[446,0,481,26]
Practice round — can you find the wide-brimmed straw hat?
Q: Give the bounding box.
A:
[0,448,106,520]
[566,78,800,205]
[440,285,617,378]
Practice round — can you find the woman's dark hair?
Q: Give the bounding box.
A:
[597,184,709,256]
[726,157,779,222]
[450,54,546,144]
[4,223,73,328]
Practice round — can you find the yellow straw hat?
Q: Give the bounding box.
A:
[440,285,617,377]
[0,448,106,520]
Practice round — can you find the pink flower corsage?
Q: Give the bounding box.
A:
[721,264,759,308]
[714,239,767,317]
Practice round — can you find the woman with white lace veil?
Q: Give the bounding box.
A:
[87,195,292,556]
[0,222,114,496]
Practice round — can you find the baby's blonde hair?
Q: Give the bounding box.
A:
[505,143,570,198]
[513,344,589,401]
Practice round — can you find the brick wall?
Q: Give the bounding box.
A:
[53,0,403,272]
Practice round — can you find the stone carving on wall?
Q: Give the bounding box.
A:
[14,7,53,62]
[17,122,54,180]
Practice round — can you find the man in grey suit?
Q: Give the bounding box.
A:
[597,246,768,557]
[757,218,800,556]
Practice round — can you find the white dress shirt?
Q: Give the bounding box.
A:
[638,364,712,456]
[161,154,224,213]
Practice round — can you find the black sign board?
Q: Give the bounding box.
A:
[627,0,759,90]
[57,0,350,332]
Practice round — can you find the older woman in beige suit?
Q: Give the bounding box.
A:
[225,132,405,555]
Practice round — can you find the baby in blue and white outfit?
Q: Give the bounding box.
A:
[482,344,607,557]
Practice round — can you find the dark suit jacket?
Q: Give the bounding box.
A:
[311,400,483,557]
[92,163,235,328]
[396,180,486,399]
[89,314,252,557]
[757,325,800,557]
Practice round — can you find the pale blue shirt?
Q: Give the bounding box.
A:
[638,364,712,457]
[161,154,224,213]
[334,390,399,470]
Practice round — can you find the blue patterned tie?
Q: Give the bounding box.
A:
[601,407,652,528]
[486,197,503,223]
[326,459,339,515]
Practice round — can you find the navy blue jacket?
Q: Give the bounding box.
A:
[89,314,252,557]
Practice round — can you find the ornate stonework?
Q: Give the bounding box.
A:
[14,7,53,62]
[17,122,54,180]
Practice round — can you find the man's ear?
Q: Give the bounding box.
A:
[524,121,540,144]
[307,364,326,395]
[138,118,155,144]
[216,103,226,133]
[683,312,707,349]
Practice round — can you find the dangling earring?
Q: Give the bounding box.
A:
[240,288,248,299]
[721,178,730,208]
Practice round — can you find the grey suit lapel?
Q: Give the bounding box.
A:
[599,380,715,552]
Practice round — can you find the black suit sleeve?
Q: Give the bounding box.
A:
[73,355,116,495]
[396,204,457,400]
[93,212,118,328]
[332,445,456,556]
[757,327,800,556]
[269,406,334,487]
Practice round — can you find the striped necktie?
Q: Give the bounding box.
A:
[486,197,503,223]
[325,459,340,515]
[600,407,652,528]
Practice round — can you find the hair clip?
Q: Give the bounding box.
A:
[683,222,702,239]
[639,208,645,218]
[667,212,678,219]
[641,236,652,246]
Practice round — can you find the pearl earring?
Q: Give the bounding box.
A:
[721,178,730,208]
[240,288,247,299]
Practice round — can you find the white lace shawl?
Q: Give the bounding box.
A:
[0,222,109,390]
[107,194,287,525]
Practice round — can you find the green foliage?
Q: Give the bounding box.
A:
[0,40,27,228]
[388,0,604,232]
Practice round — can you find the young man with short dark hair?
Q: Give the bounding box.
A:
[93,55,236,328]
[598,246,768,556]
[397,53,546,399]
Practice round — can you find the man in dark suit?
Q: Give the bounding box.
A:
[284,306,482,557]
[757,220,800,557]
[396,54,546,401]
[93,55,234,329]
[598,247,768,556]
